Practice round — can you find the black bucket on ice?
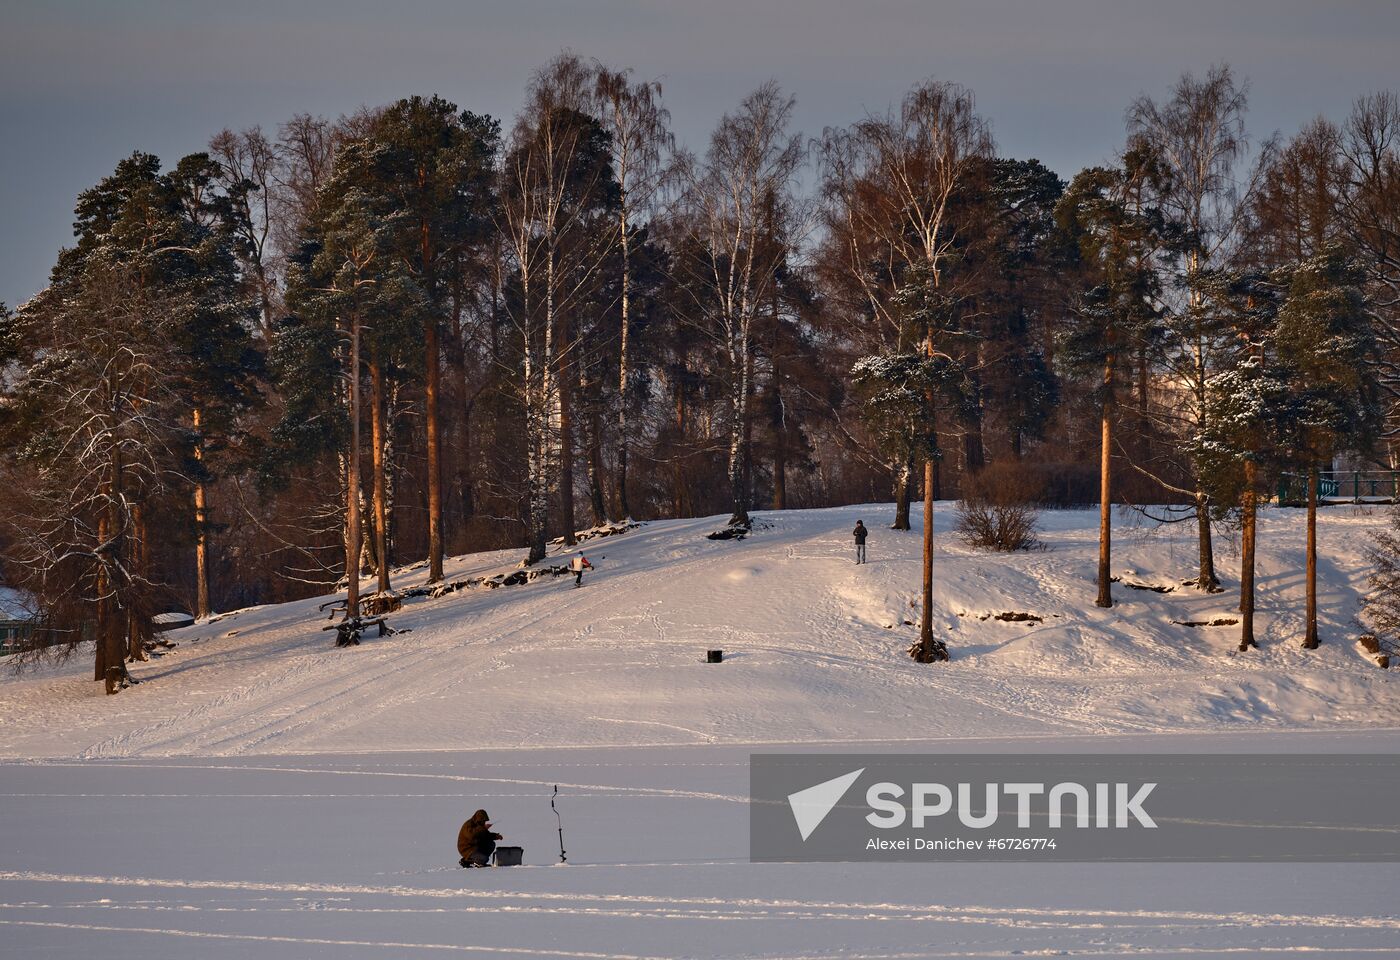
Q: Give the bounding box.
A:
[707,649,723,663]
[493,846,524,866]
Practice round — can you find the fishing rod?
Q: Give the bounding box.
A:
[551,784,567,864]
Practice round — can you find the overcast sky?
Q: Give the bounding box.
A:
[2,0,1397,308]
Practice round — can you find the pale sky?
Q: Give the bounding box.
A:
[2,0,1397,308]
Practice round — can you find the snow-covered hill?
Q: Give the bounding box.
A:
[2,502,1393,759]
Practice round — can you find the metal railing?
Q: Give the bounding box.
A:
[1277,471,1400,505]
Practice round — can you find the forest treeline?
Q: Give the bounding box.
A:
[2,56,1398,687]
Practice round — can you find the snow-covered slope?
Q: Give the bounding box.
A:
[1,503,1394,759]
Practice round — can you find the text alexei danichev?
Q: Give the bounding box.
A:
[866,837,1059,852]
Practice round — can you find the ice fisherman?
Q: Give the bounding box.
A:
[853,520,868,564]
[458,809,503,868]
[570,554,594,587]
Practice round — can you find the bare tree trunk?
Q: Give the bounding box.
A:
[892,458,912,530]
[94,509,110,683]
[727,336,752,527]
[103,442,129,693]
[587,396,607,527]
[1096,357,1114,609]
[345,313,363,625]
[558,344,577,546]
[425,314,443,582]
[1303,464,1319,649]
[127,503,149,662]
[1195,490,1219,591]
[672,386,688,518]
[193,407,210,621]
[423,212,444,581]
[1239,459,1258,651]
[370,348,391,595]
[913,327,948,664]
[615,208,633,520]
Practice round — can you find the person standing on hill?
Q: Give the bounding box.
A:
[570,554,594,587]
[852,520,868,564]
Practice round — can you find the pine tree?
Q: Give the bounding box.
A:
[1055,145,1170,608]
[1273,250,1382,648]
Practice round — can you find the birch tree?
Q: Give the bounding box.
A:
[1128,64,1260,591]
[499,54,618,561]
[593,64,672,520]
[675,81,805,528]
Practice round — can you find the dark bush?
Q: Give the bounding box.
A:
[954,499,1042,552]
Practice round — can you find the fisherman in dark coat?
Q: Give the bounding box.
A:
[852,520,868,564]
[458,809,502,867]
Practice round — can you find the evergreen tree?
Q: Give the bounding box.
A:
[1198,268,1291,650]
[1273,251,1382,648]
[1055,145,1170,608]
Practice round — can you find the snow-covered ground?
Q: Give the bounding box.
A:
[1,503,1397,957]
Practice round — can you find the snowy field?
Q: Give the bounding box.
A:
[2,503,1398,957]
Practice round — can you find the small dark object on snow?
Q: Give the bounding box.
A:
[1121,581,1175,594]
[1359,634,1382,654]
[493,846,524,866]
[1172,617,1239,628]
[707,525,749,541]
[322,615,391,646]
[1379,654,1391,669]
[987,611,1043,623]
[707,649,723,663]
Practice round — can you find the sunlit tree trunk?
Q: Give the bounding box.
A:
[193,407,210,621]
[1303,465,1319,649]
[345,309,363,624]
[1239,459,1258,651]
[370,346,391,595]
[1097,352,1114,609]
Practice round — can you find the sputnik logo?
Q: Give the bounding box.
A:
[787,768,864,841]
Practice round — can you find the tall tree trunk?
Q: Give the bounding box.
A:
[1303,464,1319,649]
[425,315,443,582]
[370,347,391,595]
[193,407,210,621]
[423,214,444,581]
[127,503,148,662]
[672,385,688,518]
[558,341,577,546]
[727,335,751,526]
[1239,458,1258,651]
[770,355,787,510]
[345,312,363,624]
[772,421,787,511]
[913,329,948,663]
[892,458,913,530]
[94,510,110,683]
[1195,489,1219,591]
[615,206,633,520]
[103,441,129,693]
[587,396,607,527]
[1096,356,1114,609]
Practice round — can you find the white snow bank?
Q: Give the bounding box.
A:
[0,503,1394,759]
